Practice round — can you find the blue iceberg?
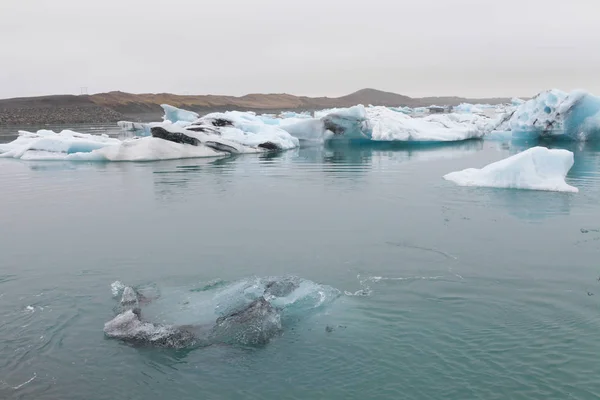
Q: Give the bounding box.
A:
[490,89,600,141]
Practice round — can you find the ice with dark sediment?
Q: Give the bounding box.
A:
[104,276,341,348]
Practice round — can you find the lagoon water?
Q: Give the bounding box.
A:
[1,128,600,399]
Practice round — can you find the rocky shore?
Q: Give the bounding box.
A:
[0,106,125,125]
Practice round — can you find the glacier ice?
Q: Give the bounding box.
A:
[366,106,487,142]
[453,103,485,114]
[278,105,489,143]
[0,106,301,161]
[0,123,297,161]
[271,105,372,142]
[162,104,199,124]
[489,89,600,141]
[443,146,578,193]
[142,103,498,145]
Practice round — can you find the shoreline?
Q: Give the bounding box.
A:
[0,89,511,126]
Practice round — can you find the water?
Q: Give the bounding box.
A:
[1,127,600,399]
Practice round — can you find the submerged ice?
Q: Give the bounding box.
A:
[443,146,578,193]
[104,276,341,348]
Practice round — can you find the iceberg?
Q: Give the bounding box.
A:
[0,119,299,161]
[1,105,302,161]
[443,146,578,193]
[0,130,227,161]
[117,121,149,134]
[452,103,499,114]
[366,106,487,142]
[161,104,199,124]
[389,106,413,115]
[278,111,312,119]
[278,105,372,142]
[122,103,490,146]
[280,105,489,143]
[489,89,600,141]
[0,129,120,156]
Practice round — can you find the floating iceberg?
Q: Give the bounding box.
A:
[443,146,578,193]
[282,105,489,143]
[124,103,490,145]
[0,121,298,161]
[162,104,199,124]
[388,106,413,114]
[452,103,499,114]
[489,89,600,141]
[366,106,487,142]
[0,130,231,161]
[275,105,372,142]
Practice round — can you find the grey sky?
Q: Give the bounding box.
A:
[1,0,598,99]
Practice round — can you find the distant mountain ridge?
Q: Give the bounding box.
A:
[0,88,512,125]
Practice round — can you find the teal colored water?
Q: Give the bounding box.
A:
[1,136,600,399]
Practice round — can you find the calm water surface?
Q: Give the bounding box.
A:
[1,127,600,399]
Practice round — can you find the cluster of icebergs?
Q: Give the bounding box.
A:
[0,88,593,193]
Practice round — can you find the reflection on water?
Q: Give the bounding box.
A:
[149,140,487,201]
[477,187,573,221]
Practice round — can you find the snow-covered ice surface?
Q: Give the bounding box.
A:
[489,89,600,141]
[443,146,578,193]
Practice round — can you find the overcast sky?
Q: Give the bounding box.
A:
[1,0,598,99]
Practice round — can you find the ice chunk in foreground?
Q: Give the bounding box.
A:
[490,89,600,141]
[443,146,578,193]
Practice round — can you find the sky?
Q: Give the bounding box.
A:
[1,0,598,99]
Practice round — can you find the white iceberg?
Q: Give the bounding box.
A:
[129,103,491,145]
[366,106,487,142]
[0,118,299,161]
[443,146,578,193]
[490,89,600,141]
[453,103,485,114]
[0,130,228,161]
[192,111,300,150]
